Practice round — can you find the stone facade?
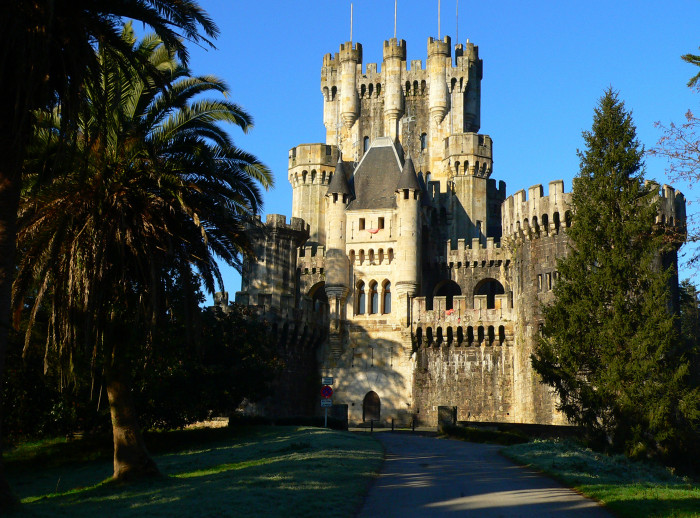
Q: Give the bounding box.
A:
[231,35,687,427]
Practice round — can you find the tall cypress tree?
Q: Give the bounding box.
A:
[533,89,699,461]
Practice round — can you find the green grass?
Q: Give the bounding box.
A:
[6,426,383,517]
[503,439,700,517]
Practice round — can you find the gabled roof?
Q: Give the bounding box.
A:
[346,137,404,210]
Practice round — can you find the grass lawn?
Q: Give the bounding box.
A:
[503,439,700,518]
[5,426,383,517]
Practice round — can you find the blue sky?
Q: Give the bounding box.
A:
[182,0,700,302]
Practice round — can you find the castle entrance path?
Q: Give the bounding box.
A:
[357,432,612,517]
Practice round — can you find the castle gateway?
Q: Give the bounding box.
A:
[232,36,685,427]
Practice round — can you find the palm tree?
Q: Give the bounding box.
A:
[0,1,217,506]
[14,23,272,481]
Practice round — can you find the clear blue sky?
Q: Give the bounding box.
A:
[182,0,700,303]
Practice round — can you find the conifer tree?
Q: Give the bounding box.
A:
[533,89,700,461]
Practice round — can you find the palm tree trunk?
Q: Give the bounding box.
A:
[105,361,159,481]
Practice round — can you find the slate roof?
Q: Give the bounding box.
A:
[396,156,422,192]
[326,156,352,196]
[346,137,404,211]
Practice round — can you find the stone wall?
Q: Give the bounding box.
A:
[413,342,515,425]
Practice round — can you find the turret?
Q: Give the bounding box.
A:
[464,41,482,132]
[383,38,406,140]
[339,42,362,129]
[288,144,339,245]
[428,36,450,125]
[324,156,351,314]
[394,157,422,303]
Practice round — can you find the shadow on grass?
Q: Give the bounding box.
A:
[9,427,382,518]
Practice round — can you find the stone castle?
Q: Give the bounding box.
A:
[230,35,687,427]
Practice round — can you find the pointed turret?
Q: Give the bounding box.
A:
[395,156,422,312]
[396,156,422,193]
[326,157,352,198]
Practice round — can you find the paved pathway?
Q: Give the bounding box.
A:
[357,433,612,517]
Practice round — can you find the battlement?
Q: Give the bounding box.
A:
[440,237,507,265]
[233,292,328,331]
[265,214,309,233]
[428,36,451,57]
[383,38,407,60]
[444,133,493,176]
[502,181,572,239]
[413,294,513,321]
[322,37,477,79]
[339,41,362,62]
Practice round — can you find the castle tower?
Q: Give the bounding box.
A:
[463,41,483,132]
[324,157,352,358]
[427,36,450,127]
[382,38,406,141]
[288,144,339,245]
[394,157,422,320]
[339,42,362,130]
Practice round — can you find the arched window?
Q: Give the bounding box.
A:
[542,213,549,234]
[433,280,461,310]
[382,281,391,314]
[369,249,375,265]
[499,325,506,345]
[420,132,428,151]
[369,281,379,314]
[388,248,394,263]
[474,278,506,309]
[359,249,365,265]
[357,282,366,315]
[363,136,370,152]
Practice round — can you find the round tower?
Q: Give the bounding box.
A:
[464,41,483,133]
[339,42,362,129]
[428,36,450,125]
[383,38,406,140]
[324,156,351,305]
[394,157,422,304]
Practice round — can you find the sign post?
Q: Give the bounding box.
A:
[321,383,334,428]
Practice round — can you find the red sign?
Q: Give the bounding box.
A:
[321,385,333,398]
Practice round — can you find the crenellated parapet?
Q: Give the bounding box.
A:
[426,238,507,270]
[443,133,493,177]
[501,180,572,240]
[297,245,326,276]
[411,294,515,347]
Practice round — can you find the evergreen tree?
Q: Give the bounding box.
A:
[533,89,700,462]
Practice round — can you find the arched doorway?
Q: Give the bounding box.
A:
[308,282,328,314]
[363,391,380,422]
[474,278,505,309]
[433,280,462,310]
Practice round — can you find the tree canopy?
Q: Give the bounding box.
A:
[533,89,700,463]
[13,24,271,482]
